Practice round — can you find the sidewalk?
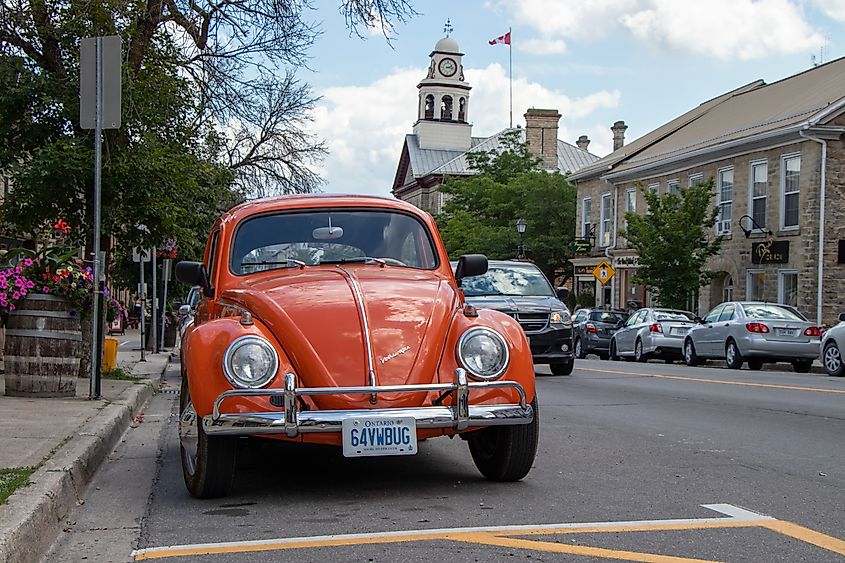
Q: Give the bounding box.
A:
[0,328,172,563]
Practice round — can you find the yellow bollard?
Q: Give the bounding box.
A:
[102,337,119,372]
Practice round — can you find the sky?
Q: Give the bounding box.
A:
[301,0,845,197]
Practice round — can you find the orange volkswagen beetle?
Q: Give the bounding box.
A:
[176,195,538,498]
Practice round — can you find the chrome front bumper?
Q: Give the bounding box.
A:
[203,368,533,437]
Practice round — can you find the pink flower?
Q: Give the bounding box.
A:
[22,258,33,267]
[42,286,50,293]
[9,304,15,311]
[12,292,20,299]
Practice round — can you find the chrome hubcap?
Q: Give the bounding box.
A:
[726,344,735,364]
[685,342,692,361]
[636,342,642,359]
[576,340,582,356]
[824,344,841,372]
[180,397,199,476]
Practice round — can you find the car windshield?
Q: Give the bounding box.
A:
[589,311,627,324]
[230,210,438,274]
[461,264,554,297]
[743,304,806,321]
[654,310,695,321]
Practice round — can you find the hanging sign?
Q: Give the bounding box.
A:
[752,240,789,264]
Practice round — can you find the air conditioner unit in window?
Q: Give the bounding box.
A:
[718,220,731,233]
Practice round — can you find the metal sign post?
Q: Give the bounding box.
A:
[80,35,121,400]
[160,259,171,350]
[133,247,150,361]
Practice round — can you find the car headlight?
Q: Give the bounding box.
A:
[222,335,279,389]
[457,327,509,380]
[550,310,572,326]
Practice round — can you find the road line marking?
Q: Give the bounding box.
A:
[453,532,720,562]
[130,503,768,560]
[579,367,845,394]
[759,520,845,556]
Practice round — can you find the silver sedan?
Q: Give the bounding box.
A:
[821,313,845,377]
[610,308,697,362]
[684,302,821,372]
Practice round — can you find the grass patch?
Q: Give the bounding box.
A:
[0,468,34,504]
[102,368,142,382]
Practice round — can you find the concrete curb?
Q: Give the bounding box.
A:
[0,361,168,563]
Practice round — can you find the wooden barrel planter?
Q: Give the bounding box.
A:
[4,294,82,397]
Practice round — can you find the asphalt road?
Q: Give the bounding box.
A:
[45,357,845,562]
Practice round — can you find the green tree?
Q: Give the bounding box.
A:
[620,180,723,310]
[437,130,577,284]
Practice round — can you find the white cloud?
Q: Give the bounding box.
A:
[518,38,569,55]
[312,64,620,196]
[498,0,826,60]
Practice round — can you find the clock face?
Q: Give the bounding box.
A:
[438,58,457,77]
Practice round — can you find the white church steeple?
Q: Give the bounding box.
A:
[413,25,472,151]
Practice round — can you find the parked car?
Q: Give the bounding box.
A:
[572,308,629,359]
[175,195,538,498]
[177,285,200,339]
[457,260,574,376]
[821,313,845,377]
[610,308,696,362]
[683,302,821,372]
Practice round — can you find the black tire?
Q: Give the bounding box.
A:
[609,340,619,361]
[550,360,574,376]
[748,359,763,371]
[725,339,743,370]
[180,377,238,499]
[574,338,586,359]
[468,398,539,482]
[634,339,648,363]
[684,339,699,367]
[792,360,812,373]
[823,341,845,377]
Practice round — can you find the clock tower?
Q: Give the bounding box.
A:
[413,31,472,151]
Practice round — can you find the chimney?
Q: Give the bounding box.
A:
[524,108,562,170]
[611,120,627,151]
[576,135,590,151]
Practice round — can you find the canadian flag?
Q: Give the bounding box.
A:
[488,31,511,46]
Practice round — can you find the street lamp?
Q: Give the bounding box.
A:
[516,218,527,259]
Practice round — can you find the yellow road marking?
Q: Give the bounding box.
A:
[515,520,763,535]
[454,532,720,562]
[760,520,845,556]
[579,367,845,394]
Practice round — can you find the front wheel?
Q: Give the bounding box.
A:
[574,338,586,359]
[180,377,238,499]
[824,341,844,376]
[468,398,539,482]
[635,339,648,363]
[725,340,743,370]
[550,359,574,376]
[684,339,699,367]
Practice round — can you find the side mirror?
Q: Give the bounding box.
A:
[555,287,569,300]
[839,312,845,323]
[694,316,703,324]
[175,261,212,297]
[178,304,191,316]
[454,254,488,285]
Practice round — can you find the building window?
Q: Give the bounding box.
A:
[778,270,798,307]
[749,160,767,230]
[440,95,453,120]
[458,97,466,121]
[747,270,765,301]
[424,94,434,119]
[623,188,636,230]
[716,167,733,235]
[688,173,703,187]
[723,275,733,302]
[600,192,612,247]
[646,183,659,213]
[582,198,592,238]
[781,154,800,230]
[667,179,680,195]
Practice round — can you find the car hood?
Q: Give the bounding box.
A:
[463,295,561,314]
[219,267,458,409]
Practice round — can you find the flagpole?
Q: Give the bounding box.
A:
[508,27,513,128]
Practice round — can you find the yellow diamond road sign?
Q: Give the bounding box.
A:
[592,261,615,285]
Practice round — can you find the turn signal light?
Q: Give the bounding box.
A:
[586,323,598,334]
[745,322,769,333]
[648,323,663,333]
[803,327,822,337]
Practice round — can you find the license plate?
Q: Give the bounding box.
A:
[342,417,417,457]
[776,328,795,336]
[671,327,689,336]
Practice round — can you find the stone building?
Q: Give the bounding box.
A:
[570,58,845,325]
[392,34,599,213]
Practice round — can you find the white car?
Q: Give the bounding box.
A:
[821,313,845,377]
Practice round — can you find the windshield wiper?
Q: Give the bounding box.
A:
[240,259,307,269]
[318,256,385,266]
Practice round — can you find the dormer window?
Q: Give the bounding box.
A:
[424,95,434,119]
[458,97,466,122]
[441,95,453,120]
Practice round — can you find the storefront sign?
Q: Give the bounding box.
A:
[574,265,594,276]
[612,255,639,269]
[570,238,593,255]
[752,240,789,264]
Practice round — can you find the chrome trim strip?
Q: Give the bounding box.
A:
[284,373,297,437]
[336,266,378,403]
[203,403,534,436]
[455,368,469,430]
